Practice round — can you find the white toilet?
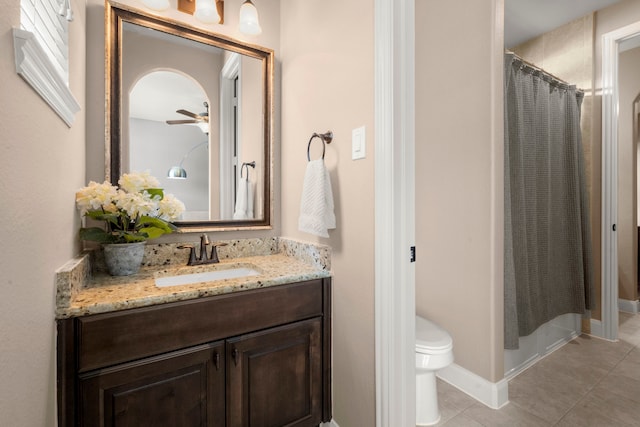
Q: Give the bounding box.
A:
[415,315,454,426]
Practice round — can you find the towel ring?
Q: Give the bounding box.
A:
[307,131,333,161]
[240,161,256,178]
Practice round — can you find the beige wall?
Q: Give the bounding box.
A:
[279,0,376,424]
[0,0,86,424]
[415,0,504,382]
[618,46,640,301]
[510,14,601,320]
[86,0,281,241]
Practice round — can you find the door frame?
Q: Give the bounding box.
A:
[220,53,241,219]
[374,0,416,426]
[601,21,640,340]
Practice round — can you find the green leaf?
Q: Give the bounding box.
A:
[85,210,121,227]
[79,227,116,243]
[145,188,164,200]
[85,210,112,220]
[138,216,172,233]
[134,216,173,240]
[121,232,147,243]
[137,226,167,240]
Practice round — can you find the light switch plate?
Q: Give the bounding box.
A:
[352,126,366,160]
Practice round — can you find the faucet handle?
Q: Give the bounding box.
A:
[178,244,197,266]
[209,242,228,264]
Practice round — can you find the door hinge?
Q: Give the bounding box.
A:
[410,246,416,263]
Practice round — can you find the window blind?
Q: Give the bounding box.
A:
[20,0,68,82]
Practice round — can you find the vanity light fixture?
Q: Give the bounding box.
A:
[194,0,220,24]
[177,0,224,24]
[239,0,262,35]
[168,141,208,179]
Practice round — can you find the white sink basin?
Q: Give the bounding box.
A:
[155,267,260,288]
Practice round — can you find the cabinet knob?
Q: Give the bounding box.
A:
[213,352,220,370]
[232,348,239,366]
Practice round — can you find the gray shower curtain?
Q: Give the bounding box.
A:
[504,53,595,350]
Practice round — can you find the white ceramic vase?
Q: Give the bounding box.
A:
[102,241,146,276]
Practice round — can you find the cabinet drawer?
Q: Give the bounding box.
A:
[77,280,323,372]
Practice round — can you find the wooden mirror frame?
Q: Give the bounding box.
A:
[106,1,273,231]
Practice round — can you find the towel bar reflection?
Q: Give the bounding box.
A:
[240,161,255,178]
[307,131,333,161]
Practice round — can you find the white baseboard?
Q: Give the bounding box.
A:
[504,329,578,380]
[321,420,339,427]
[503,353,540,380]
[618,298,639,314]
[589,318,604,339]
[437,362,509,409]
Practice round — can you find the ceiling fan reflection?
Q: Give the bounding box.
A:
[166,101,209,134]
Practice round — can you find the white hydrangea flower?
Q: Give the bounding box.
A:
[158,193,186,221]
[75,181,118,215]
[76,171,184,243]
[118,171,160,194]
[114,191,157,218]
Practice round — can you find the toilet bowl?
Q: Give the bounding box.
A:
[416,315,454,426]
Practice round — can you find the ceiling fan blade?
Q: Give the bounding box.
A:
[176,109,199,119]
[166,119,197,125]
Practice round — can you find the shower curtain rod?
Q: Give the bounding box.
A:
[505,50,584,94]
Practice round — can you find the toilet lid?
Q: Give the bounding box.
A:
[415,316,453,352]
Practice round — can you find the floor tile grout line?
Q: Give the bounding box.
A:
[507,400,554,426]
[433,312,640,427]
[550,330,638,426]
[507,314,639,426]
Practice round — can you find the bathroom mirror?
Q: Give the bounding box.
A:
[106,1,273,230]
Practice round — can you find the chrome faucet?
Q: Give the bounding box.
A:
[178,234,227,266]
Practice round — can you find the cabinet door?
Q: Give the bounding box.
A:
[79,342,225,427]
[227,318,322,427]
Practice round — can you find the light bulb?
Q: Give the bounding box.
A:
[195,0,221,24]
[239,0,262,35]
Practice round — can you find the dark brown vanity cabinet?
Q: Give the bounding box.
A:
[227,319,322,427]
[57,278,331,427]
[79,342,226,427]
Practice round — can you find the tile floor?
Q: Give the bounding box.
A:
[432,311,640,426]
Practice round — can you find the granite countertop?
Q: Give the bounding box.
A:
[56,238,331,319]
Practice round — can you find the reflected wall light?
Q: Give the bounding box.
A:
[177,0,224,24]
[239,0,261,35]
[58,0,74,21]
[167,141,208,179]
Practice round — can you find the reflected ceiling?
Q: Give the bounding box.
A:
[505,0,624,47]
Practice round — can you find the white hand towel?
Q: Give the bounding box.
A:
[247,180,255,219]
[233,178,248,220]
[298,159,336,238]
